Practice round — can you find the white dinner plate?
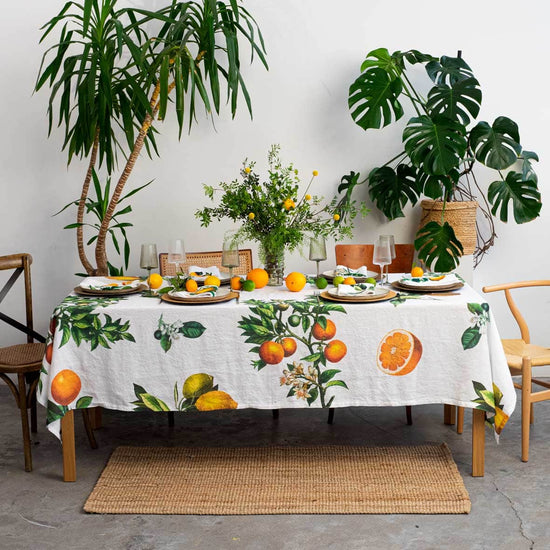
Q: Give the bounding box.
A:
[322,269,379,281]
[169,287,231,300]
[327,286,389,299]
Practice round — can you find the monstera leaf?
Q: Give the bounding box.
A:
[469,117,522,170]
[349,67,404,130]
[426,77,481,125]
[359,48,404,77]
[368,164,421,219]
[426,55,475,85]
[488,171,542,223]
[415,220,464,272]
[417,169,459,200]
[403,115,468,175]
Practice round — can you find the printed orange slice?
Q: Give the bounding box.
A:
[376,329,422,376]
[429,275,446,281]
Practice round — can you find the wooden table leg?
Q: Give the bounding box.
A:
[444,404,456,425]
[456,406,465,434]
[89,407,103,430]
[472,408,485,477]
[61,410,76,482]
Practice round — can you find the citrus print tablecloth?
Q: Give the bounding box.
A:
[37,279,516,440]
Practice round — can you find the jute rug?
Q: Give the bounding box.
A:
[84,443,470,515]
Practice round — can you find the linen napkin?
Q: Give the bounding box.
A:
[79,277,141,290]
[171,285,219,298]
[188,266,221,277]
[334,265,369,277]
[337,283,376,296]
[400,273,461,287]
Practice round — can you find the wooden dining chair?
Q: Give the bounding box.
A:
[456,280,550,462]
[0,253,46,472]
[159,249,253,277]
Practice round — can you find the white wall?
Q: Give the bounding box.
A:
[1,0,549,352]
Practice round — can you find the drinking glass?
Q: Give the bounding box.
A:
[222,240,240,279]
[167,239,186,275]
[309,236,327,278]
[373,238,392,284]
[379,235,395,283]
[139,243,158,278]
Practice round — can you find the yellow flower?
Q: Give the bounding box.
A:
[248,212,255,220]
[305,194,312,201]
[244,167,251,174]
[283,198,296,210]
[312,170,319,177]
[333,213,340,221]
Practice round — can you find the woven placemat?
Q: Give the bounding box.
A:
[84,444,470,515]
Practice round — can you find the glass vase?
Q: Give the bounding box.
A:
[262,246,285,286]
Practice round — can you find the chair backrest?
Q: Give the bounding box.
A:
[483,280,550,345]
[335,244,415,273]
[159,249,253,277]
[0,253,44,343]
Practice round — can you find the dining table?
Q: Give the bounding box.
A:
[37,274,516,481]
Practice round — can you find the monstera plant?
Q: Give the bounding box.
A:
[339,48,541,271]
[35,0,267,275]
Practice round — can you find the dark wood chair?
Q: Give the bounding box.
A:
[331,244,415,426]
[0,253,46,471]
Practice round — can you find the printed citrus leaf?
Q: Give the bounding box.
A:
[160,334,172,352]
[479,389,495,409]
[139,393,170,412]
[325,380,349,389]
[307,387,319,406]
[301,315,311,333]
[467,303,484,314]
[180,321,206,339]
[76,396,93,409]
[319,369,341,384]
[472,381,485,398]
[46,400,67,424]
[462,326,481,349]
[301,353,322,363]
[133,383,147,400]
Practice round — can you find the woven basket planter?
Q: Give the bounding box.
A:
[419,200,478,255]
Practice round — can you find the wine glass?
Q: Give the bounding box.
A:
[309,236,327,278]
[373,237,392,284]
[140,243,158,278]
[167,239,186,275]
[222,240,240,279]
[379,235,395,283]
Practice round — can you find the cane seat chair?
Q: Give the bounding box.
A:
[0,253,46,471]
[159,249,253,277]
[331,244,416,426]
[457,280,550,462]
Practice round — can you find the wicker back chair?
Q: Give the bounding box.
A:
[0,253,45,471]
[159,249,253,277]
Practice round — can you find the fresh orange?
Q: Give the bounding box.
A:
[247,268,269,289]
[45,343,53,364]
[185,278,198,292]
[376,329,423,376]
[204,275,221,287]
[410,266,424,278]
[324,339,347,362]
[259,341,285,364]
[312,319,336,341]
[281,337,297,357]
[51,369,81,406]
[285,272,307,292]
[230,276,243,290]
[343,276,356,285]
[147,273,163,289]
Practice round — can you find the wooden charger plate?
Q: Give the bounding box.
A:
[392,281,464,293]
[74,284,147,297]
[160,291,239,305]
[320,289,397,303]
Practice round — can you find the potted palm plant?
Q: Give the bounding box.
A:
[339,48,541,271]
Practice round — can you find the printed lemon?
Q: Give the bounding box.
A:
[333,213,340,221]
[312,319,336,341]
[332,275,345,287]
[285,272,307,292]
[247,268,269,289]
[195,390,238,411]
[376,329,423,376]
[242,279,256,292]
[204,275,221,287]
[259,341,285,364]
[324,339,347,362]
[410,266,424,278]
[51,369,81,406]
[182,373,214,399]
[230,276,243,290]
[343,276,356,285]
[281,337,297,357]
[147,273,163,289]
[185,278,198,292]
[315,276,328,289]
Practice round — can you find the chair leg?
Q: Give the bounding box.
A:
[327,408,335,425]
[26,372,39,433]
[167,411,175,427]
[521,357,532,462]
[405,406,412,425]
[81,409,98,450]
[271,409,279,420]
[17,374,33,472]
[530,403,534,425]
[456,406,464,434]
[30,397,38,434]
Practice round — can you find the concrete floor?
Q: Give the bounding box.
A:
[1,384,549,550]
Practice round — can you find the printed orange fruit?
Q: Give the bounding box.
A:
[195,390,238,411]
[147,273,163,289]
[247,268,269,289]
[185,278,198,292]
[410,266,424,278]
[324,339,347,362]
[312,319,336,341]
[285,272,307,292]
[376,329,423,376]
[45,343,53,364]
[204,275,221,287]
[230,276,243,290]
[259,341,285,364]
[281,337,297,357]
[51,369,82,406]
[343,276,356,285]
